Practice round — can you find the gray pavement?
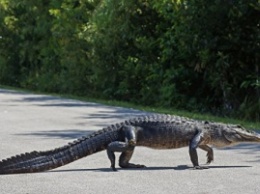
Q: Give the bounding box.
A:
[0,88,259,194]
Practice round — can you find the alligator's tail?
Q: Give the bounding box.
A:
[0,127,120,174]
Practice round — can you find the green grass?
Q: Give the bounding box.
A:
[1,85,259,130]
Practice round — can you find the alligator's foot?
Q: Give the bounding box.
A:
[193,166,209,170]
[206,152,214,164]
[111,165,118,171]
[119,163,146,169]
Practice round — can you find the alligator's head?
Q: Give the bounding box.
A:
[223,125,260,144]
[208,122,260,147]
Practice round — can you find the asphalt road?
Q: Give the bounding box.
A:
[0,89,259,194]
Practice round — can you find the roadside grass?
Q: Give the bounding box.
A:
[1,85,259,130]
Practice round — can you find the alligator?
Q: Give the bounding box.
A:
[0,114,260,174]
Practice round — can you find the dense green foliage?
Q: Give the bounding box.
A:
[0,0,259,121]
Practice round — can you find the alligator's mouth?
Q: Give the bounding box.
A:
[221,124,260,144]
[237,131,260,142]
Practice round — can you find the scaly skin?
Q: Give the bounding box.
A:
[0,114,259,174]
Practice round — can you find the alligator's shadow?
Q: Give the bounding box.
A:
[48,165,252,173]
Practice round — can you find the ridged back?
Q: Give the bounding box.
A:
[127,114,195,126]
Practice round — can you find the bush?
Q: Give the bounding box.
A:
[0,0,259,121]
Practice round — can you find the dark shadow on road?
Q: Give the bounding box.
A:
[218,144,260,162]
[3,88,142,112]
[49,168,113,173]
[220,143,260,151]
[207,165,252,169]
[3,87,147,120]
[219,144,260,161]
[48,166,177,173]
[0,89,27,95]
[47,165,252,174]
[172,165,252,170]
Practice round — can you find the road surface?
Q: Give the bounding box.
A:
[0,89,259,194]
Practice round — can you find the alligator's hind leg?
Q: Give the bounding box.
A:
[106,142,124,170]
[119,149,146,169]
[106,126,145,171]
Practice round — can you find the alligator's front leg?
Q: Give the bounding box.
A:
[189,130,209,169]
[199,145,214,164]
[106,126,145,171]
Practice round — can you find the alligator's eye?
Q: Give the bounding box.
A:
[237,125,242,128]
[245,129,253,133]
